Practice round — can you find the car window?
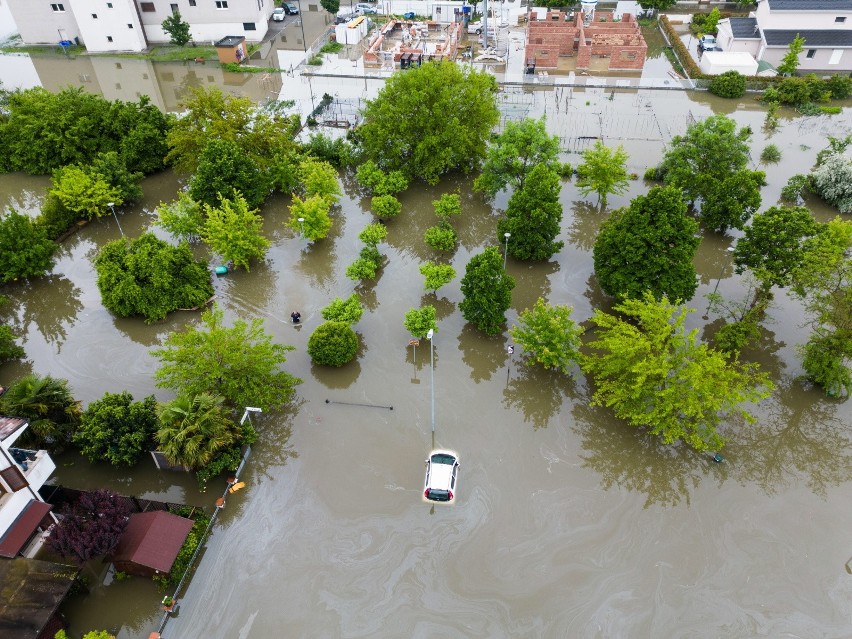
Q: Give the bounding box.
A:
[432,453,455,465]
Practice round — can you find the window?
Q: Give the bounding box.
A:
[170,3,178,13]
[50,3,65,11]
[92,13,98,18]
[128,23,133,28]
[0,466,28,492]
[115,82,121,89]
[107,35,113,41]
[215,0,228,7]
[115,62,122,68]
[243,22,256,30]
[141,2,155,11]
[806,49,816,58]
[107,2,113,6]
[189,0,196,5]
[835,16,846,23]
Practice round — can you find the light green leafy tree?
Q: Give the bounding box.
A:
[355,160,409,196]
[459,247,516,335]
[581,293,774,452]
[299,157,342,203]
[509,298,584,376]
[202,192,270,271]
[419,262,456,292]
[308,321,359,366]
[359,61,499,184]
[474,117,560,197]
[424,223,457,252]
[156,191,205,243]
[404,306,437,338]
[371,194,402,220]
[432,193,462,220]
[152,306,302,410]
[49,165,122,219]
[74,392,159,466]
[778,33,805,76]
[162,10,191,46]
[321,294,364,325]
[358,222,388,247]
[289,194,332,242]
[575,140,630,206]
[345,246,383,281]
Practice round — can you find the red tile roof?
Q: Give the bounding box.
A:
[112,511,194,573]
[0,416,28,442]
[0,500,52,558]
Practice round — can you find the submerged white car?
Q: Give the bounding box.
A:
[272,7,286,20]
[423,450,459,503]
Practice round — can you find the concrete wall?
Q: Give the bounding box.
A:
[6,0,82,45]
[136,0,271,43]
[761,45,851,71]
[69,0,147,52]
[756,1,852,30]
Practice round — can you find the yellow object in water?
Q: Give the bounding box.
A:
[228,481,246,493]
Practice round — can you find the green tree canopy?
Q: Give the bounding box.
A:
[49,165,122,220]
[371,195,402,220]
[403,306,437,338]
[0,87,169,175]
[91,151,144,204]
[657,114,764,232]
[308,321,359,366]
[202,192,270,271]
[289,194,332,242]
[320,0,340,14]
[94,232,213,322]
[0,209,56,283]
[424,223,458,252]
[581,293,774,452]
[299,158,342,203]
[359,61,499,184]
[637,0,677,14]
[419,262,456,292]
[189,138,271,208]
[321,294,364,325]
[345,246,384,281]
[459,247,516,335]
[509,298,584,376]
[811,152,852,214]
[474,117,560,197]
[593,186,700,301]
[778,33,805,75]
[432,193,462,220]
[576,140,630,206]
[152,306,302,410]
[166,86,298,176]
[156,191,205,243]
[496,163,564,261]
[355,160,409,196]
[733,205,820,290]
[156,393,242,470]
[0,373,80,452]
[162,10,192,46]
[358,222,388,247]
[74,392,159,466]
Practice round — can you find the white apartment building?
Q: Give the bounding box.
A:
[0,416,57,559]
[5,0,275,52]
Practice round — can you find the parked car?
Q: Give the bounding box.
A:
[423,450,459,503]
[698,34,719,52]
[272,7,286,21]
[467,20,483,35]
[335,12,354,23]
[283,2,299,15]
[355,3,377,14]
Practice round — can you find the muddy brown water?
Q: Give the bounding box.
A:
[1,79,851,638]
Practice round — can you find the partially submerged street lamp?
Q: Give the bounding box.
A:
[503,232,511,269]
[426,329,435,433]
[107,202,125,237]
[240,406,262,426]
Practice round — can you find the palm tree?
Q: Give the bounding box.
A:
[156,393,240,470]
[0,373,81,451]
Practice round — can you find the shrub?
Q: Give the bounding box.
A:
[424,223,457,252]
[371,194,402,220]
[319,41,343,54]
[556,162,573,179]
[308,321,359,366]
[826,74,852,100]
[345,246,383,281]
[643,166,662,181]
[781,174,811,202]
[760,144,781,164]
[709,71,746,99]
[0,210,56,282]
[36,195,79,240]
[321,294,364,325]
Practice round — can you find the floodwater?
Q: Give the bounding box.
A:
[1,75,852,638]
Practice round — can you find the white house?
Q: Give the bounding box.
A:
[725,0,852,72]
[4,0,276,52]
[0,416,57,559]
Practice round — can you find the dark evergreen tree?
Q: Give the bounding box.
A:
[459,247,516,335]
[496,163,564,261]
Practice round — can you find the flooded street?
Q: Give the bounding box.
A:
[1,60,852,637]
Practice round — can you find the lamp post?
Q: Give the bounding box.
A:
[426,328,435,433]
[240,406,262,427]
[297,217,305,239]
[107,202,125,238]
[703,245,736,319]
[503,232,511,269]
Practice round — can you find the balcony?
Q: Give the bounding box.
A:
[8,448,56,491]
